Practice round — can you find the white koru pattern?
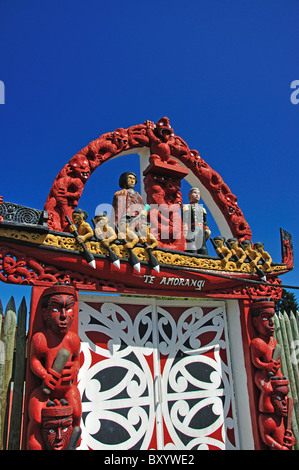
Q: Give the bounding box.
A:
[77,300,238,450]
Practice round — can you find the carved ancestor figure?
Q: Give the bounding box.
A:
[211,236,232,268]
[94,212,117,248]
[259,377,295,450]
[45,155,91,231]
[145,117,179,166]
[250,298,282,413]
[27,284,81,450]
[226,238,247,267]
[143,172,185,251]
[182,187,211,255]
[112,171,146,228]
[250,298,295,449]
[253,242,273,271]
[68,208,94,244]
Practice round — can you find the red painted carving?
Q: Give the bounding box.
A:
[44,118,252,241]
[143,161,188,251]
[259,378,296,450]
[41,399,80,450]
[282,239,294,270]
[250,298,295,449]
[27,284,81,450]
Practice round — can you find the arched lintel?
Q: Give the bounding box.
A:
[44,118,251,240]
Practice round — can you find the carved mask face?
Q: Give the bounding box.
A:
[44,294,76,335]
[42,416,73,450]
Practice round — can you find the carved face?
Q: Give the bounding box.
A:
[95,214,109,227]
[44,294,76,334]
[68,155,90,181]
[113,129,128,150]
[271,392,288,417]
[253,309,275,338]
[42,416,73,450]
[126,173,137,189]
[189,189,200,204]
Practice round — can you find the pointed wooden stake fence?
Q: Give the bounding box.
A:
[274,310,299,450]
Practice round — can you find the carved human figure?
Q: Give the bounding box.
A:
[27,284,81,450]
[68,208,94,244]
[259,377,295,450]
[182,187,211,255]
[212,236,232,268]
[250,298,282,413]
[112,171,146,228]
[44,155,91,231]
[94,212,117,247]
[143,172,185,251]
[241,240,261,269]
[145,117,179,166]
[253,242,273,272]
[226,238,247,268]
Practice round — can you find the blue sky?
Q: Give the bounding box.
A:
[0,0,299,312]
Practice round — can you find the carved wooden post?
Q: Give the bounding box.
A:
[23,283,81,450]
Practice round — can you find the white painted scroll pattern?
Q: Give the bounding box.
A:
[78,302,238,450]
[77,302,156,450]
[158,306,237,450]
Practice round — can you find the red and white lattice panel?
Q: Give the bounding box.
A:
[77,296,239,450]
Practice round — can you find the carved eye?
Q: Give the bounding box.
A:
[262,317,268,321]
[62,427,68,433]
[67,309,73,314]
[53,308,59,313]
[49,429,55,434]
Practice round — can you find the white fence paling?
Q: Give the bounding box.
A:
[274,310,299,449]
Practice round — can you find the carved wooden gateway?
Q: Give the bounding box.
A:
[0,118,295,450]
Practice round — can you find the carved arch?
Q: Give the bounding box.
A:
[44,118,252,241]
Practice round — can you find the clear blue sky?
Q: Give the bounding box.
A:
[0,0,299,312]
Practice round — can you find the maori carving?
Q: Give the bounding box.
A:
[41,399,81,450]
[0,244,125,291]
[0,201,48,228]
[280,229,294,270]
[44,118,252,241]
[250,298,295,449]
[143,170,186,251]
[27,284,81,450]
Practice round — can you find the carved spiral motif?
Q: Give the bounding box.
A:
[78,300,238,450]
[0,202,41,224]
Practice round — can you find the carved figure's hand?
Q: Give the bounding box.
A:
[283,429,296,448]
[61,361,76,382]
[268,359,281,374]
[43,368,61,391]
